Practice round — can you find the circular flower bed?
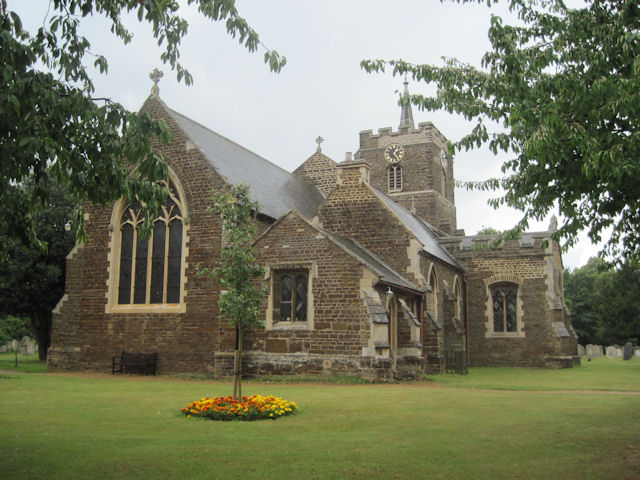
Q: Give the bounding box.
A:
[181,395,298,421]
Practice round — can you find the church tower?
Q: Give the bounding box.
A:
[354,82,457,235]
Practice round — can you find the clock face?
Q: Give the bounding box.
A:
[384,143,404,163]
[440,148,447,169]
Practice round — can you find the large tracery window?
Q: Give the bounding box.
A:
[388,165,403,192]
[491,282,518,333]
[117,180,184,305]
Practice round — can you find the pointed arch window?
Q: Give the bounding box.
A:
[491,282,518,333]
[388,165,403,192]
[426,268,440,329]
[116,179,184,306]
[454,278,462,322]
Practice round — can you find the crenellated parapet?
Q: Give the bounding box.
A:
[357,121,448,152]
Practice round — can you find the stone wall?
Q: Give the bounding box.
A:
[440,232,578,367]
[316,162,417,286]
[48,94,231,375]
[293,150,337,197]
[246,211,392,380]
[355,123,456,234]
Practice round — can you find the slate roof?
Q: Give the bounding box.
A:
[165,107,324,219]
[260,211,424,294]
[370,187,463,270]
[323,229,424,293]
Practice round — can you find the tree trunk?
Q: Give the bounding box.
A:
[237,327,243,400]
[232,327,244,400]
[32,311,51,361]
[232,348,239,400]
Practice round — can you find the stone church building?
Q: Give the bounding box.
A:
[48,80,579,379]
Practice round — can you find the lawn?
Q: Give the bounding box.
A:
[0,352,46,373]
[0,358,638,479]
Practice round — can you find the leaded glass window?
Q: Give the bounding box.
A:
[274,271,308,322]
[491,283,518,333]
[117,179,184,305]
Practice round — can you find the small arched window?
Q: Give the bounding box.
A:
[116,179,184,305]
[388,165,403,192]
[491,282,518,333]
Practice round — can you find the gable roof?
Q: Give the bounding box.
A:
[323,230,424,293]
[257,211,424,294]
[370,187,463,270]
[164,105,324,219]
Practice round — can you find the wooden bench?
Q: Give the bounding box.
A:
[112,351,157,376]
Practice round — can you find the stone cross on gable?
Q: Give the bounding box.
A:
[150,68,163,96]
[315,135,324,152]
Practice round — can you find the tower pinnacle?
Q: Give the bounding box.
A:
[399,78,415,130]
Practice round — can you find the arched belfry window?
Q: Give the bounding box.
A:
[491,282,518,333]
[388,165,402,192]
[116,179,184,306]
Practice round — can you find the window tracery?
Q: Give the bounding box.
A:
[116,179,184,306]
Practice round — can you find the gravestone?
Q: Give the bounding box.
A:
[606,346,621,358]
[634,348,640,358]
[0,344,7,353]
[577,344,585,357]
[19,336,37,356]
[622,342,633,361]
[586,344,603,358]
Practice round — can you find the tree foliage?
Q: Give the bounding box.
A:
[477,226,502,235]
[1,0,285,251]
[362,0,640,261]
[564,257,640,345]
[0,315,33,346]
[200,183,267,398]
[0,315,34,366]
[0,169,75,359]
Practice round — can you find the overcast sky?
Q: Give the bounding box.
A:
[11,0,601,269]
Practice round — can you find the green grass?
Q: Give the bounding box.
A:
[1,358,638,479]
[0,352,46,373]
[433,357,640,391]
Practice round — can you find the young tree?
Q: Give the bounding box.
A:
[202,184,267,399]
[1,0,285,251]
[362,0,640,261]
[0,169,75,359]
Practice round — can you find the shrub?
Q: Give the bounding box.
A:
[181,394,297,421]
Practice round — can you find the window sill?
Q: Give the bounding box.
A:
[106,303,186,314]
[485,331,525,338]
[269,321,310,331]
